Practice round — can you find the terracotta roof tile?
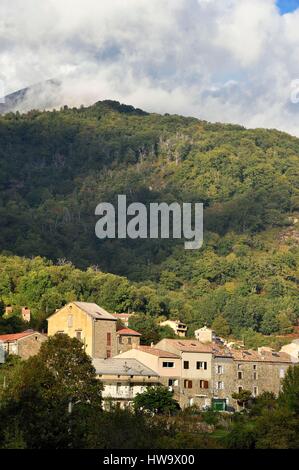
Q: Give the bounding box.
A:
[231,348,292,363]
[160,339,214,353]
[116,328,141,336]
[0,330,36,342]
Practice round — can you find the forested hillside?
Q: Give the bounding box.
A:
[0,101,298,337]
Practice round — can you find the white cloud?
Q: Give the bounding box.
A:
[0,0,299,135]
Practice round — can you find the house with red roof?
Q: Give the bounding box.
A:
[0,330,47,361]
[116,327,141,354]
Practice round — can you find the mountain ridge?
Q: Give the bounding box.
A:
[0,101,298,336]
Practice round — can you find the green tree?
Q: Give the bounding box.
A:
[0,334,102,448]
[129,314,160,345]
[159,325,176,340]
[279,365,299,414]
[232,390,252,410]
[133,386,180,415]
[260,311,279,335]
[211,314,230,337]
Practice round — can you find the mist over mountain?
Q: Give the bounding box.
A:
[0,80,62,115]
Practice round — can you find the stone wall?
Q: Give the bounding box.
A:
[17,333,47,359]
[117,335,140,354]
[93,319,117,358]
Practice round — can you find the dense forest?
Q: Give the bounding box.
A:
[0,101,298,338]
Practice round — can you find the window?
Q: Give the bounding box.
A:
[184,380,192,389]
[162,361,174,368]
[253,364,257,370]
[106,350,111,358]
[200,380,209,389]
[216,365,224,374]
[238,386,243,393]
[253,372,257,381]
[238,371,243,380]
[128,337,132,345]
[253,386,258,397]
[197,361,207,370]
[183,361,189,370]
[216,381,224,390]
[107,333,111,346]
[76,331,82,341]
[116,382,121,393]
[119,336,123,344]
[67,314,73,328]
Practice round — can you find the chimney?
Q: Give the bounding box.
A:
[21,307,31,323]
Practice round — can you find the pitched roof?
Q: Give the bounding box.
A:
[0,330,37,343]
[113,313,132,319]
[72,302,117,321]
[92,358,158,376]
[231,348,292,363]
[116,328,141,337]
[159,339,215,353]
[136,345,180,358]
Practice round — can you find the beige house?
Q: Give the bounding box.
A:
[155,339,217,408]
[113,313,133,327]
[116,345,181,387]
[93,357,159,409]
[0,330,47,360]
[280,340,299,363]
[194,326,216,343]
[160,320,187,337]
[117,328,141,354]
[21,307,31,323]
[47,301,117,359]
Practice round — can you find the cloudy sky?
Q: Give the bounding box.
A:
[1,0,299,135]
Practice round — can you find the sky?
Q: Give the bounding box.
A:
[1,0,299,135]
[277,0,299,14]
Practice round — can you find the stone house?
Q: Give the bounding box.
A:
[212,348,235,411]
[0,330,47,360]
[230,347,292,399]
[47,301,117,359]
[212,347,293,410]
[116,328,141,354]
[92,357,159,409]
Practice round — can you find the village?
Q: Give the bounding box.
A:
[1,301,298,412]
